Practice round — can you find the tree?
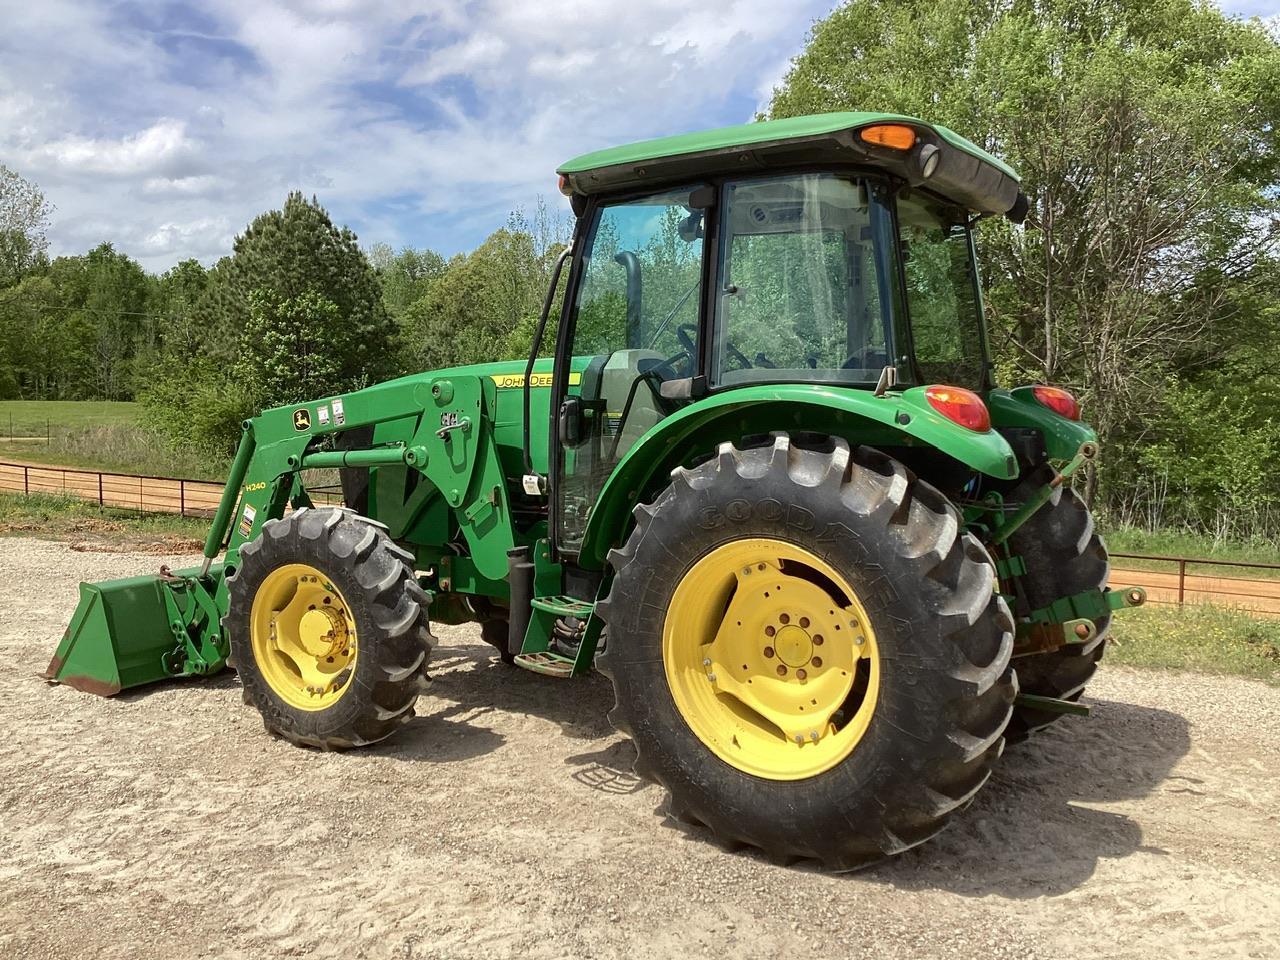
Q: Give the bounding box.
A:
[200,192,396,382]
[233,289,345,409]
[0,165,53,288]
[369,243,446,319]
[400,210,569,372]
[142,193,396,453]
[769,0,1280,508]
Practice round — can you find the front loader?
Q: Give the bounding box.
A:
[45,111,1144,868]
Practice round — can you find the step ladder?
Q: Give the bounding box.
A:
[513,595,600,678]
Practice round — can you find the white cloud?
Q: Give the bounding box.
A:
[401,33,509,86]
[0,0,836,271]
[33,120,198,177]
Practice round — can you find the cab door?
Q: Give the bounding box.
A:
[552,186,709,555]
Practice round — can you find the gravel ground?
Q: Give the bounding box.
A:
[1,537,1277,960]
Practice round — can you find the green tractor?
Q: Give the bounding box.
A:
[45,112,1144,869]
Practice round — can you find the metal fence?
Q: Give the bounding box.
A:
[1108,553,1280,616]
[0,461,342,518]
[3,462,1278,615]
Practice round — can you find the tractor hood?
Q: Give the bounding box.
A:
[558,111,1025,221]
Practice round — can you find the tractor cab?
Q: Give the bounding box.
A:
[542,112,1025,555]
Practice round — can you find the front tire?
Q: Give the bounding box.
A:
[598,435,1015,869]
[226,507,433,749]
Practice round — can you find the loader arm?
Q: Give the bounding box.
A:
[45,372,518,695]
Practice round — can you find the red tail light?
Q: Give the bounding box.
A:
[924,385,991,432]
[1032,385,1080,420]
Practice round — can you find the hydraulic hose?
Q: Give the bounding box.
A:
[522,243,574,479]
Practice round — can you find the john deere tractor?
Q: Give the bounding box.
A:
[45,112,1143,869]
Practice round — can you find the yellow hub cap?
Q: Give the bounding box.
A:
[250,563,359,711]
[663,538,880,781]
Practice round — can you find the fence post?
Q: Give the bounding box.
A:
[1177,558,1186,606]
[139,477,144,516]
[23,464,28,495]
[180,480,186,517]
[98,471,104,507]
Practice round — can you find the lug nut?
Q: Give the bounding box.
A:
[776,664,787,676]
[793,735,804,744]
[854,635,865,646]
[799,617,810,629]
[796,668,807,681]
[809,731,819,742]
[812,634,823,646]
[765,625,776,637]
[763,646,775,658]
[703,658,712,666]
[779,613,790,625]
[811,656,823,668]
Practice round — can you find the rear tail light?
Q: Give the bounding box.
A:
[924,385,991,432]
[558,174,573,197]
[1032,385,1081,420]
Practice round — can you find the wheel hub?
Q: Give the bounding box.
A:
[298,606,348,658]
[663,538,880,781]
[250,564,359,711]
[773,624,813,668]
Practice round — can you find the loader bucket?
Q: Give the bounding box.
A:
[44,575,186,696]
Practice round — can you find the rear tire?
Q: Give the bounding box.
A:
[226,507,433,749]
[598,434,1015,870]
[1004,487,1109,742]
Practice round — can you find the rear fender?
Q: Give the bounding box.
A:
[576,384,1017,569]
[986,387,1098,460]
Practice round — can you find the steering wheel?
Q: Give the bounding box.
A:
[675,323,698,357]
[725,342,753,370]
[677,323,753,371]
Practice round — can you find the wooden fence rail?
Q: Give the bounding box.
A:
[0,461,342,518]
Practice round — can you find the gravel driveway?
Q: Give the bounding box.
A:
[1,537,1276,960]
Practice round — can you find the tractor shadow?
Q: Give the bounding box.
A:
[381,633,619,765]
[866,696,1192,897]
[656,696,1191,897]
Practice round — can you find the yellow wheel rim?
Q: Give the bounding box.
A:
[249,563,359,711]
[663,538,880,781]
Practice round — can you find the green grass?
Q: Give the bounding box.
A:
[1105,603,1280,684]
[1103,525,1280,577]
[0,400,227,480]
[0,400,141,435]
[0,492,208,549]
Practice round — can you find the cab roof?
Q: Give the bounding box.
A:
[558,111,1023,219]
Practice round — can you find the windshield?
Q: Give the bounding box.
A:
[713,174,896,386]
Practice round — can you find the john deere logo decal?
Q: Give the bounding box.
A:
[293,409,311,431]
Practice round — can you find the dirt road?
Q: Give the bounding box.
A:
[1,538,1277,960]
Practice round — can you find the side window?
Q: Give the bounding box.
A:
[899,206,986,387]
[714,174,892,385]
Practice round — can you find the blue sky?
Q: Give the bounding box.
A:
[0,1,1274,272]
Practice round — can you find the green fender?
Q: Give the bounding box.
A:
[986,387,1098,461]
[576,383,1018,569]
